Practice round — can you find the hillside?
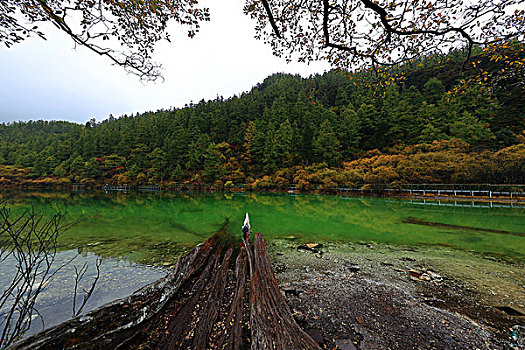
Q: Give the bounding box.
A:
[1,49,524,188]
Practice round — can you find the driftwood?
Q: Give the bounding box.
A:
[9,219,321,350]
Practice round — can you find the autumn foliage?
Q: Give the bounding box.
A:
[0,48,524,189]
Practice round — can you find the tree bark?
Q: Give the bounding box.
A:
[10,222,320,350]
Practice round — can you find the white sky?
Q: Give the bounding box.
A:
[0,0,329,124]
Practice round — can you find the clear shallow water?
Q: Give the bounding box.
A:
[0,190,523,338]
[0,250,166,336]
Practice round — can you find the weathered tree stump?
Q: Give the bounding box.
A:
[9,219,321,350]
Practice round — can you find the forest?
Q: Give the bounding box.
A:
[1,46,524,189]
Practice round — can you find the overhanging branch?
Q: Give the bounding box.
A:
[359,0,476,63]
[260,0,282,38]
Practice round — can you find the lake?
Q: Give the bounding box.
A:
[0,190,524,338]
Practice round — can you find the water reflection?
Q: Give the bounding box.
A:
[0,190,523,263]
[0,249,166,337]
[0,189,524,340]
[405,198,525,210]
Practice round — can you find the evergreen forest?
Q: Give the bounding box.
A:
[1,48,524,189]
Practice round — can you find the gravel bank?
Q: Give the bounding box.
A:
[268,240,525,350]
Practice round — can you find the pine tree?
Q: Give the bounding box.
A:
[149,148,168,182]
[203,143,225,181]
[313,119,341,166]
[263,123,279,174]
[337,105,361,159]
[450,112,496,146]
[423,78,446,105]
[275,119,293,167]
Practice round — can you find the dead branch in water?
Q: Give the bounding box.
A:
[0,205,67,347]
[72,258,102,317]
[0,204,101,349]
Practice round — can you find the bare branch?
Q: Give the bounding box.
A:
[245,0,525,75]
[1,0,210,81]
[72,258,102,317]
[260,0,282,38]
[0,204,88,347]
[0,205,65,346]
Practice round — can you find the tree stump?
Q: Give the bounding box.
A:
[10,220,321,350]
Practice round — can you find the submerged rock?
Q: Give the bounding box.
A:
[426,270,442,281]
[281,283,305,297]
[343,262,361,272]
[297,243,324,253]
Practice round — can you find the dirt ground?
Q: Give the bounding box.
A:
[268,240,525,350]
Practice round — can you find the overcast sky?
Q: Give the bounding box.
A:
[0,0,329,125]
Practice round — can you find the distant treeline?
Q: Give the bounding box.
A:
[1,49,524,188]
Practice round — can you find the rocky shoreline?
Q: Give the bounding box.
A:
[268,240,524,350]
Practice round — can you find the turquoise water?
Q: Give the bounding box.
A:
[0,190,523,339]
[1,190,523,263]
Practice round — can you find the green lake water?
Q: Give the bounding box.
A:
[1,190,524,263]
[0,190,524,337]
